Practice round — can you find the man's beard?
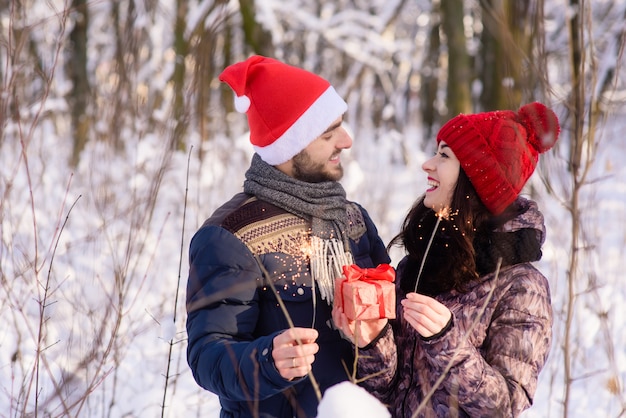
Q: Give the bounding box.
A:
[292,150,343,183]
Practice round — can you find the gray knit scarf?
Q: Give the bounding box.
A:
[243,153,353,303]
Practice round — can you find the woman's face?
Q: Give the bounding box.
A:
[421,141,461,216]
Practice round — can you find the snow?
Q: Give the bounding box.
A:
[316,382,391,418]
[1,0,626,417]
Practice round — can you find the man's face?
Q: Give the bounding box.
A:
[291,117,353,183]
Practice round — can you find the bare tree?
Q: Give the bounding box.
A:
[420,1,442,142]
[478,0,535,110]
[559,0,626,416]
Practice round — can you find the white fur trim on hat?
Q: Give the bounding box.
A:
[254,86,348,165]
[234,94,251,113]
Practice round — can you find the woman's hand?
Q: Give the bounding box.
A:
[401,292,451,338]
[332,306,388,348]
[272,327,319,380]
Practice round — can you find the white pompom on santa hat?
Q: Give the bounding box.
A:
[219,55,348,165]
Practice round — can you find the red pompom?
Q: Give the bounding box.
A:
[518,102,560,153]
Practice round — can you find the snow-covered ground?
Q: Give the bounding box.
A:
[2,108,625,417]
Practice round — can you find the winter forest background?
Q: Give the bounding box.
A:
[1,0,625,417]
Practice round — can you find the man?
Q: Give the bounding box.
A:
[185,55,390,418]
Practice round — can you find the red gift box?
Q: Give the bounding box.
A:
[335,264,396,320]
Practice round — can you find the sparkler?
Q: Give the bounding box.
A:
[413,209,448,293]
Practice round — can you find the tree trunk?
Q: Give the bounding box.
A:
[68,0,90,167]
[171,0,189,151]
[563,0,584,416]
[420,2,441,143]
[479,0,535,111]
[189,1,229,162]
[441,0,471,119]
[239,0,273,56]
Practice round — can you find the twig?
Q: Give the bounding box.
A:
[161,145,193,417]
[254,255,322,401]
[34,194,81,417]
[412,258,502,418]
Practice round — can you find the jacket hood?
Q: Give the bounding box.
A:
[498,196,546,246]
[472,196,546,277]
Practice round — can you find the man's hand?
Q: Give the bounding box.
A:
[272,327,319,380]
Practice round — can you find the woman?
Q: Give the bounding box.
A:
[333,102,560,417]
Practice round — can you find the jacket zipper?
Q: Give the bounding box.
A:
[401,328,419,417]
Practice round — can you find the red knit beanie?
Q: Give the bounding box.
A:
[219,55,348,165]
[437,102,560,215]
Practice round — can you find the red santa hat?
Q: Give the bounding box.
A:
[219,55,348,165]
[437,102,560,215]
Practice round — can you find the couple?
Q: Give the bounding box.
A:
[185,56,559,418]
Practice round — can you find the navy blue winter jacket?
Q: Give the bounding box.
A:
[186,193,389,417]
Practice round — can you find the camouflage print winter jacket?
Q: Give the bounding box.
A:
[357,198,553,418]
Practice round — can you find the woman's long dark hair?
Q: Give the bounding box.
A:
[388,170,526,296]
